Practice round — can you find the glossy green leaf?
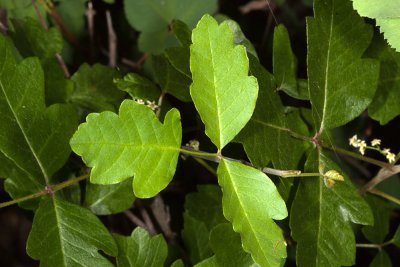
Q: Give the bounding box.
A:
[209,223,259,267]
[273,24,307,100]
[114,73,160,101]
[114,227,168,267]
[190,15,258,149]
[70,63,125,112]
[124,0,217,32]
[366,33,400,125]
[370,251,392,267]
[0,35,77,186]
[290,150,373,267]
[70,100,182,198]
[392,225,400,246]
[308,0,379,131]
[85,178,135,215]
[27,196,117,266]
[352,0,400,51]
[152,54,192,102]
[217,159,287,266]
[237,55,309,170]
[362,195,390,243]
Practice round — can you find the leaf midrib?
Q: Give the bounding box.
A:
[0,78,49,182]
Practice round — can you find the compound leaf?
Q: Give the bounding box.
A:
[70,100,182,198]
[190,15,258,149]
[308,0,379,131]
[114,227,167,267]
[290,150,373,267]
[217,159,287,267]
[27,196,117,267]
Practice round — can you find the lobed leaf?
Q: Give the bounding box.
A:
[190,15,258,149]
[217,159,287,266]
[70,100,182,198]
[308,0,379,131]
[290,150,373,267]
[27,196,117,267]
[114,227,168,267]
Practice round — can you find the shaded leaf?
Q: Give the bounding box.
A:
[152,54,192,102]
[0,0,46,24]
[308,0,379,131]
[225,19,258,59]
[70,100,182,198]
[370,251,392,267]
[171,259,185,267]
[85,178,135,215]
[27,196,117,266]
[190,15,258,149]
[56,0,87,38]
[290,150,373,267]
[366,33,400,125]
[114,227,167,267]
[393,225,400,246]
[138,29,178,54]
[0,35,77,188]
[217,159,287,266]
[209,223,259,267]
[114,72,160,101]
[70,63,125,112]
[362,195,390,243]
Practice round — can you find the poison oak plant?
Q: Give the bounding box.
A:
[0,0,400,266]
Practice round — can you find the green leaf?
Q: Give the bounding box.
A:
[190,15,258,149]
[124,0,217,32]
[362,195,390,243]
[85,178,135,215]
[114,227,168,267]
[171,259,185,267]
[217,159,287,267]
[370,251,392,267]
[42,58,73,105]
[0,35,77,185]
[366,33,400,125]
[392,225,400,246]
[70,100,182,198]
[0,0,46,24]
[114,73,160,101]
[10,18,63,59]
[237,55,309,170]
[56,0,87,38]
[290,150,373,267]
[225,19,258,60]
[70,63,125,112]
[27,196,117,266]
[138,29,178,54]
[209,223,259,267]
[352,0,400,51]
[152,54,192,102]
[273,24,307,100]
[308,0,379,131]
[195,256,219,267]
[171,20,192,46]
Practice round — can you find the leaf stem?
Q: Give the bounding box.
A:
[179,146,220,162]
[368,188,400,206]
[356,240,393,250]
[0,173,90,208]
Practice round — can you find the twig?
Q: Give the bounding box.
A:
[156,91,166,118]
[135,200,157,235]
[368,188,400,206]
[360,165,400,193]
[151,196,175,242]
[105,10,117,67]
[85,1,95,45]
[123,210,148,229]
[32,0,48,30]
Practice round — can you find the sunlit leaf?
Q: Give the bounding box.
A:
[190,15,258,149]
[70,100,182,198]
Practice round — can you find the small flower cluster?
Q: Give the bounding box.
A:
[135,99,159,111]
[349,135,396,164]
[186,139,200,151]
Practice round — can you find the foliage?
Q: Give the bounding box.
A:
[1,1,400,267]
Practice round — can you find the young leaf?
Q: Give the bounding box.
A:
[0,35,77,184]
[114,227,168,267]
[26,196,117,266]
[352,0,400,51]
[370,251,392,267]
[114,72,160,101]
[273,24,307,100]
[217,159,287,266]
[209,223,258,266]
[366,33,400,125]
[85,178,135,215]
[70,63,125,112]
[70,100,182,198]
[237,55,309,170]
[290,150,373,267]
[308,0,379,131]
[190,15,258,149]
